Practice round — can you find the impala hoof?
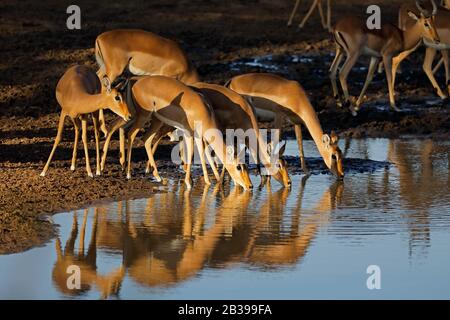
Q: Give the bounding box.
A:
[39,171,46,177]
[70,165,75,171]
[127,174,131,180]
[96,170,101,176]
[88,173,94,178]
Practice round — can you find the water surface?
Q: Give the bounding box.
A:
[1,138,449,299]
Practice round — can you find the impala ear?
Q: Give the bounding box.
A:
[322,134,331,149]
[102,76,112,93]
[407,10,420,21]
[330,131,339,145]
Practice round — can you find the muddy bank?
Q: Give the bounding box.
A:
[0,0,449,253]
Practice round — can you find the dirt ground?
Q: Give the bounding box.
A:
[0,0,449,253]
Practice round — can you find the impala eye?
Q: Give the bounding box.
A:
[332,154,337,161]
[115,95,121,101]
[237,165,242,171]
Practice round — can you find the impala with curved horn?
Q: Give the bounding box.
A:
[330,0,440,115]
[398,0,450,98]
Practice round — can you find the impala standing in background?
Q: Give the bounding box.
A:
[398,0,450,98]
[330,0,440,115]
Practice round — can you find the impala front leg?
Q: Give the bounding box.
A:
[194,134,211,185]
[70,117,81,171]
[81,116,93,178]
[184,135,194,189]
[423,47,447,99]
[294,124,309,174]
[354,57,379,115]
[383,54,400,112]
[442,50,450,95]
[92,111,101,176]
[100,117,126,172]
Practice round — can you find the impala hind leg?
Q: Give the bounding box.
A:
[423,47,447,99]
[287,0,302,27]
[100,117,126,172]
[92,111,101,176]
[339,51,360,109]
[183,135,194,189]
[70,117,81,171]
[40,111,67,176]
[299,0,319,28]
[194,134,211,185]
[119,128,126,170]
[294,124,309,174]
[383,54,400,112]
[204,141,221,182]
[330,46,344,107]
[317,0,327,29]
[81,116,93,178]
[354,57,379,115]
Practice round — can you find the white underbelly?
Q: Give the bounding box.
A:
[254,107,276,122]
[154,112,186,132]
[424,39,450,50]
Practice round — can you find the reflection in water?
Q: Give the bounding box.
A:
[1,138,449,299]
[52,177,342,298]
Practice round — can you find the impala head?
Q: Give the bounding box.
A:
[268,142,291,188]
[322,132,344,179]
[410,0,441,44]
[106,88,131,121]
[227,149,253,190]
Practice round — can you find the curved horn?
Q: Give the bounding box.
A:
[431,0,438,15]
[416,0,430,16]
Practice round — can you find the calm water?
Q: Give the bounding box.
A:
[1,138,449,300]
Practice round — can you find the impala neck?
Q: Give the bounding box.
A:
[77,92,111,114]
[297,100,330,162]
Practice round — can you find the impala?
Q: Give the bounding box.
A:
[398,0,450,98]
[144,82,292,187]
[103,76,253,190]
[95,29,200,139]
[40,65,131,178]
[287,0,332,31]
[330,0,440,115]
[227,73,344,179]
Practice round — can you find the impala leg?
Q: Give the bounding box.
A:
[432,56,444,74]
[442,50,450,95]
[92,112,101,176]
[383,55,400,111]
[70,117,81,171]
[143,131,162,182]
[81,116,93,178]
[100,117,126,172]
[194,134,211,185]
[204,141,221,182]
[392,48,415,90]
[126,115,149,180]
[317,0,327,29]
[355,57,379,113]
[294,124,309,174]
[184,135,194,189]
[339,51,360,108]
[40,111,67,176]
[423,47,447,99]
[287,0,302,27]
[142,120,164,176]
[299,0,319,28]
[98,109,108,138]
[326,0,331,31]
[330,46,344,106]
[119,128,126,170]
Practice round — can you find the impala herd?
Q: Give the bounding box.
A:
[40,0,448,190]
